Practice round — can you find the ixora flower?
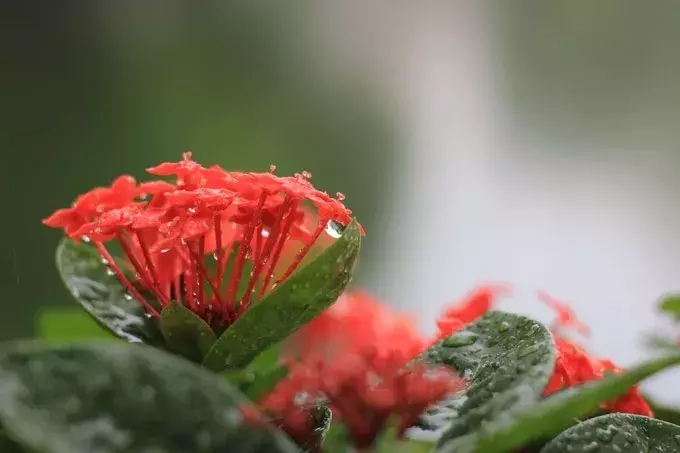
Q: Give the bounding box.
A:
[261,292,466,451]
[263,285,653,451]
[438,287,653,417]
[43,153,362,330]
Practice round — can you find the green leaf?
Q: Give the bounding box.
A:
[202,219,361,371]
[0,340,298,453]
[55,238,165,346]
[541,413,680,452]
[412,311,556,442]
[646,396,680,426]
[436,352,680,453]
[36,307,113,341]
[159,301,217,362]
[659,293,680,320]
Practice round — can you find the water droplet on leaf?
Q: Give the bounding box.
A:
[325,220,345,239]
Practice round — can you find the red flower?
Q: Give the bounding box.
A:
[539,292,652,417]
[434,287,652,417]
[261,292,465,451]
[43,153,361,328]
[436,283,512,338]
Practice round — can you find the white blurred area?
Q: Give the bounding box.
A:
[307,2,680,403]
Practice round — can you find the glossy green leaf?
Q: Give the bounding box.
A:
[0,341,297,453]
[436,352,680,453]
[36,307,113,341]
[55,238,165,345]
[541,413,680,452]
[659,293,680,320]
[412,311,555,442]
[202,219,361,371]
[159,301,217,362]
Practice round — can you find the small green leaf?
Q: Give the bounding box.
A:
[0,341,298,453]
[436,352,680,453]
[541,413,680,452]
[55,238,165,345]
[412,311,555,442]
[37,307,113,341]
[659,293,680,320]
[159,301,217,362]
[202,219,361,371]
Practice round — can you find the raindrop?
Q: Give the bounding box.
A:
[595,427,613,443]
[582,441,599,452]
[101,258,110,265]
[335,192,346,201]
[160,248,170,254]
[325,220,346,239]
[139,192,149,200]
[269,164,277,173]
[443,331,479,348]
[212,252,218,260]
[261,228,270,238]
[82,235,91,243]
[302,170,312,179]
[516,344,540,358]
[188,207,197,215]
[106,268,115,276]
[124,294,133,301]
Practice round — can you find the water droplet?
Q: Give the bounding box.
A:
[82,235,91,243]
[325,220,346,239]
[139,192,148,200]
[212,252,218,260]
[160,248,170,254]
[261,228,270,238]
[124,294,133,301]
[444,331,479,348]
[269,164,277,173]
[101,258,110,265]
[516,344,540,358]
[335,192,346,201]
[499,321,511,332]
[595,428,613,444]
[106,268,115,276]
[582,441,599,452]
[302,170,312,179]
[187,207,197,215]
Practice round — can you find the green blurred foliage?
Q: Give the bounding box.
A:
[1,2,393,340]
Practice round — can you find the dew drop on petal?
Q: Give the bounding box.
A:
[325,219,346,239]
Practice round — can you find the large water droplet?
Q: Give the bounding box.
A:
[516,344,540,358]
[325,220,345,239]
[444,331,479,348]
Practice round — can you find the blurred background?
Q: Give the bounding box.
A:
[3,2,680,401]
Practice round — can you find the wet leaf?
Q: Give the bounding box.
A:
[541,413,680,452]
[159,301,217,362]
[0,341,297,453]
[411,311,555,442]
[436,352,680,453]
[202,219,361,371]
[55,238,165,345]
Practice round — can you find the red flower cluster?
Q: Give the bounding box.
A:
[437,286,652,417]
[261,292,465,451]
[43,153,360,329]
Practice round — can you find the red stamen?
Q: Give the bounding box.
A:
[116,233,156,294]
[277,218,326,286]
[94,241,159,317]
[226,193,267,309]
[258,200,299,299]
[135,232,170,306]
